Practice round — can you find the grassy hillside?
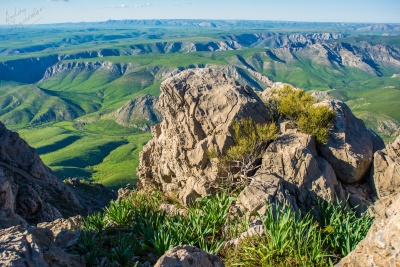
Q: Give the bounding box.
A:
[19,122,151,189]
[2,24,399,189]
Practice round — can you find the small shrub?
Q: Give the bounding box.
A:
[104,198,135,227]
[277,85,315,121]
[83,212,105,232]
[274,86,336,144]
[298,105,336,144]
[209,118,278,187]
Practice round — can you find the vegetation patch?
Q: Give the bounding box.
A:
[208,118,279,188]
[75,190,373,266]
[275,85,336,144]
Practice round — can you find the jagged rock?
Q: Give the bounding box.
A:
[372,135,400,198]
[0,122,84,228]
[137,68,270,204]
[251,132,345,215]
[37,216,82,237]
[0,225,84,267]
[154,245,224,267]
[335,193,400,267]
[235,172,297,217]
[106,94,162,130]
[317,101,378,184]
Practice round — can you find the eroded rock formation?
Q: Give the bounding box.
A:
[336,193,400,267]
[317,100,376,184]
[236,132,346,216]
[137,68,271,204]
[0,216,83,267]
[372,135,400,198]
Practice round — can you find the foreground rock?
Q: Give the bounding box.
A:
[317,100,378,184]
[137,68,270,204]
[0,216,83,267]
[236,132,346,215]
[372,135,400,198]
[336,193,400,267]
[154,245,224,267]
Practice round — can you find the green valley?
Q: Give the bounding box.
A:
[1,20,399,188]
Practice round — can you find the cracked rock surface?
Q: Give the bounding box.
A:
[137,68,271,204]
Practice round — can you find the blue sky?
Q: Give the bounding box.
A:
[2,0,400,25]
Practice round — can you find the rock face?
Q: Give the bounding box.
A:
[154,245,224,267]
[335,193,400,267]
[235,172,292,217]
[0,122,84,228]
[372,135,400,198]
[0,216,83,267]
[317,100,376,184]
[108,94,162,131]
[236,132,345,215]
[137,68,270,204]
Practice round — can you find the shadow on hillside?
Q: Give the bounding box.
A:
[37,135,82,154]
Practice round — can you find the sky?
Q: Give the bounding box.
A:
[1,0,400,25]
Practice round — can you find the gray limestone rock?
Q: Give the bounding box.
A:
[317,101,377,184]
[137,68,271,204]
[372,135,400,198]
[154,245,224,267]
[335,193,400,267]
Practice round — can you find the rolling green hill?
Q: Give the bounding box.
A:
[2,22,400,188]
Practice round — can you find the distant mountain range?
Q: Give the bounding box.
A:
[1,19,400,33]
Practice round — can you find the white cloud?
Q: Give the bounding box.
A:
[134,3,152,7]
[109,4,129,8]
[107,3,152,8]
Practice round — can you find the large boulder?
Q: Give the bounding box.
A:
[137,68,270,204]
[0,224,83,267]
[154,245,224,267]
[317,100,378,184]
[335,193,400,267]
[235,172,297,217]
[372,135,400,198]
[236,132,345,215]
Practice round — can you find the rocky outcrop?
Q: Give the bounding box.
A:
[137,68,270,204]
[335,193,400,267]
[154,245,224,267]
[236,132,345,215]
[317,100,377,184]
[0,216,83,267]
[42,61,134,80]
[372,135,400,198]
[0,122,85,228]
[106,94,162,131]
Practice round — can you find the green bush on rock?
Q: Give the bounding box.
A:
[275,85,336,144]
[208,118,279,187]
